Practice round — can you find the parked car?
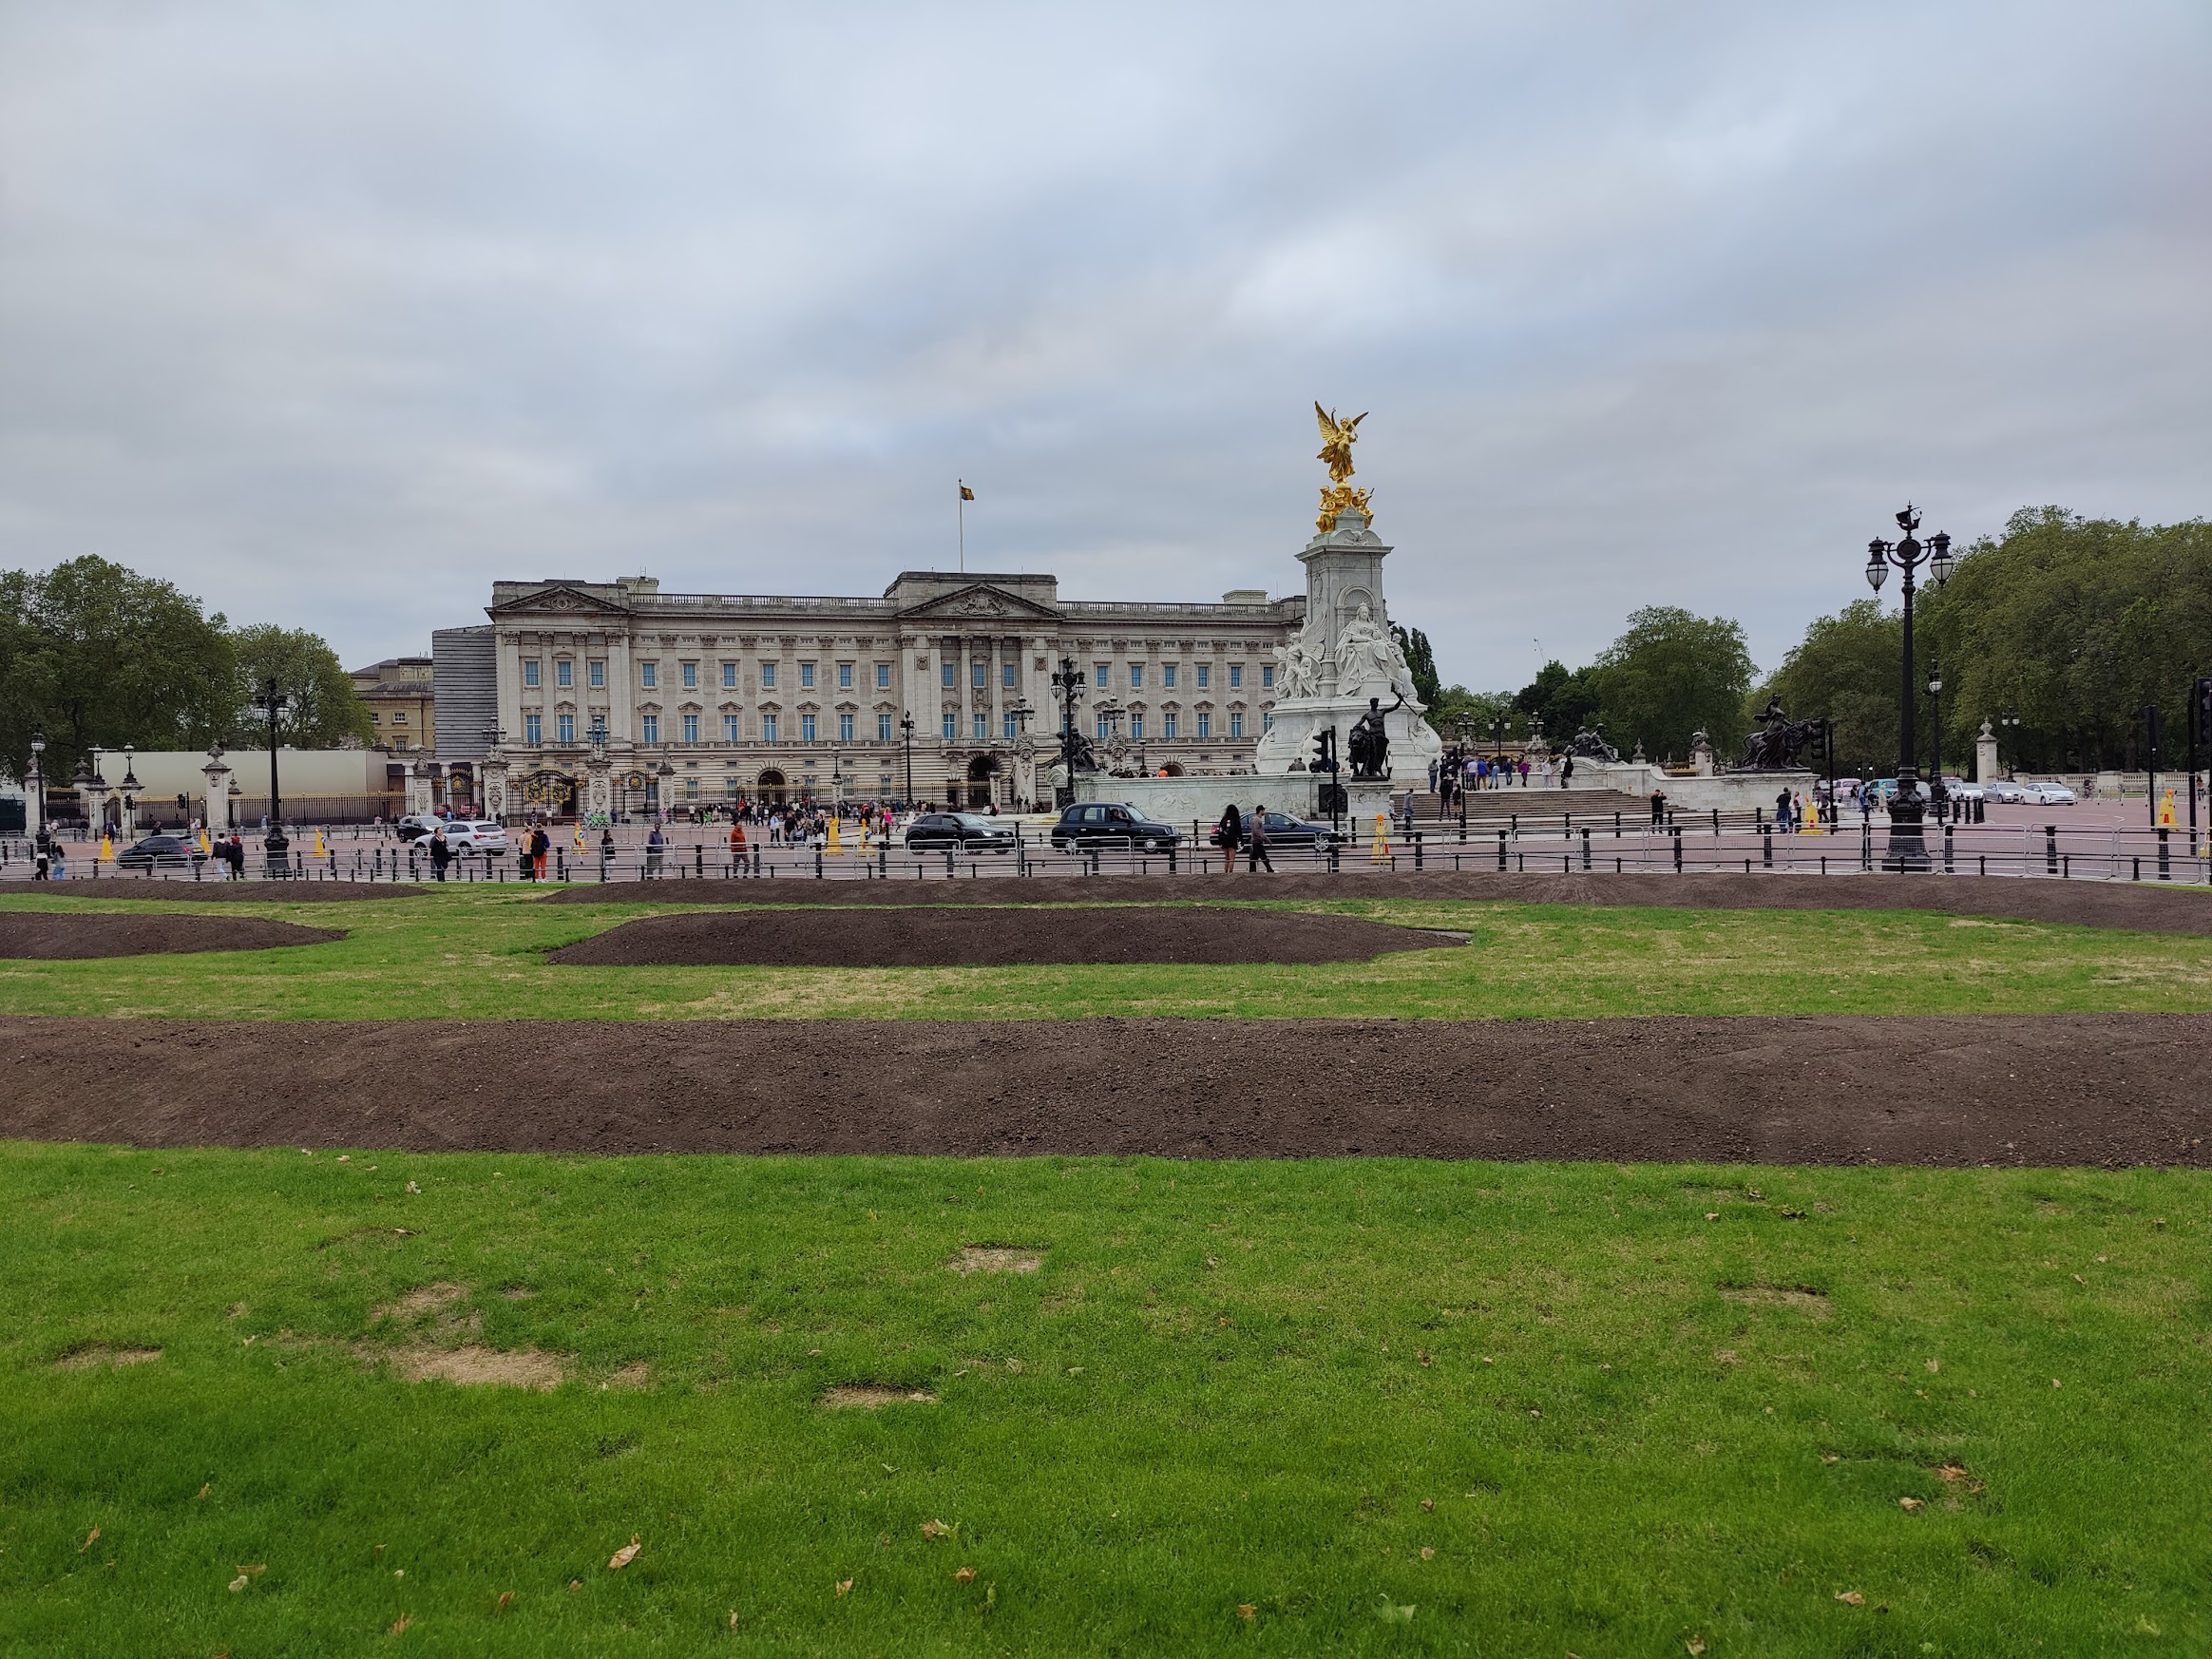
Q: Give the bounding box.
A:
[903,811,1018,853]
[2020,781,2078,806]
[1208,809,1347,848]
[1941,776,1985,803]
[116,832,207,871]
[1048,802,1183,852]
[410,820,509,856]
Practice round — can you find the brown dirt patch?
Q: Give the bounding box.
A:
[0,913,340,959]
[373,1283,468,1323]
[1719,1286,1833,1318]
[601,1361,653,1390]
[819,1384,936,1408]
[547,906,1454,967]
[17,881,419,902]
[380,1343,566,1390]
[53,1343,162,1369]
[539,869,2212,937]
[5,1013,2208,1169]
[952,1247,1043,1274]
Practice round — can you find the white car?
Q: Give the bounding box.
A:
[1984,780,2029,804]
[2021,782,2077,806]
[412,820,509,855]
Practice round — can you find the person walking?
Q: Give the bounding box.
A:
[645,825,665,877]
[1215,801,1242,874]
[1246,803,1273,873]
[428,827,452,882]
[1560,753,1574,789]
[1517,756,1531,787]
[533,824,552,879]
[1775,787,1792,832]
[729,820,748,865]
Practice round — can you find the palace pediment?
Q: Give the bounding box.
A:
[893,582,1060,623]
[488,582,632,618]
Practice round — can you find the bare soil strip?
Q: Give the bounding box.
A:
[9,881,418,903]
[4,1014,2205,1168]
[0,914,342,959]
[548,906,1455,967]
[537,869,2212,935]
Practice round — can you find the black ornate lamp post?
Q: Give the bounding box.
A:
[1048,658,1089,808]
[1998,711,2020,779]
[899,711,916,807]
[1862,505,1954,870]
[1926,660,1945,818]
[119,744,141,841]
[255,677,291,872]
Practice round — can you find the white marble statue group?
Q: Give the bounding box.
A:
[1273,601,1421,706]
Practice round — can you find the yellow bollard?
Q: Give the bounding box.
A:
[199,830,212,855]
[99,831,115,864]
[1369,812,1391,865]
[2158,789,2177,828]
[315,828,328,857]
[1800,790,1823,835]
[825,815,845,857]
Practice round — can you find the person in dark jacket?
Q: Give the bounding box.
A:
[1246,803,1273,873]
[1216,802,1242,874]
[428,827,452,881]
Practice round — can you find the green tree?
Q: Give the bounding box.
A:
[226,624,375,750]
[1514,659,1601,742]
[1390,623,1441,705]
[1756,599,1902,775]
[0,557,236,786]
[1587,606,1754,762]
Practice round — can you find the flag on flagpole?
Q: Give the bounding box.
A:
[960,483,975,501]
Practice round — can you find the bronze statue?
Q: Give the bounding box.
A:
[1737,696,1821,770]
[1347,695,1404,780]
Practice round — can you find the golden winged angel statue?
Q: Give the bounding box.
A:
[1313,403,1373,530]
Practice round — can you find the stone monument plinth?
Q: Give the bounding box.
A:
[1255,508,1441,785]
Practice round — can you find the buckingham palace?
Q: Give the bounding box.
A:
[443,568,1306,816]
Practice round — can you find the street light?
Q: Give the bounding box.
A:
[899,711,916,806]
[254,677,291,870]
[1047,658,1089,808]
[27,727,47,850]
[1926,659,1944,813]
[119,744,141,841]
[1861,504,1954,870]
[1998,711,2021,780]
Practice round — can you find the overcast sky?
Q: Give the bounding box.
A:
[2,2,2206,691]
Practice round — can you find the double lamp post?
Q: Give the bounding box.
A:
[1862,504,1954,871]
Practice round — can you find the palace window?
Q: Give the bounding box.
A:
[1095,662,1110,688]
[877,662,891,690]
[1197,712,1211,738]
[1163,664,1177,689]
[1229,665,1243,689]
[684,777,698,800]
[523,660,540,689]
[640,715,658,744]
[681,714,699,744]
[681,661,698,690]
[1002,661,1017,689]
[640,661,658,690]
[1196,665,1211,690]
[722,662,737,689]
[557,713,575,744]
[724,715,741,743]
[1262,664,1275,690]
[1096,715,1111,739]
[725,777,743,800]
[762,715,778,743]
[943,712,957,740]
[801,714,817,742]
[942,662,956,689]
[800,662,815,690]
[1002,712,1017,741]
[1230,713,1245,738]
[1129,664,1142,689]
[972,660,986,689]
[556,659,573,689]
[878,714,893,741]
[524,713,542,745]
[839,713,855,742]
[973,714,987,741]
[588,658,605,689]
[760,663,776,689]
[1163,714,1177,739]
[831,661,850,691]
[1130,715,1144,740]
[1263,712,1274,732]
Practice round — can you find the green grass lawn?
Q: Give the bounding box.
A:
[3,1144,2205,1656]
[3,887,2210,1022]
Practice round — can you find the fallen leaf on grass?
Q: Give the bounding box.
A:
[495,1592,513,1611]
[1420,1499,1435,1513]
[391,1613,412,1634]
[1420,1547,1435,1560]
[568,1579,581,1592]
[1836,1590,1864,1605]
[227,1575,248,1592]
[728,1611,739,1630]
[835,1578,853,1597]
[1417,1349,1433,1367]
[1924,1358,1940,1373]
[955,1566,976,1584]
[920,1519,951,1539]
[1705,1212,1719,1221]
[406,1182,421,1194]
[1898,1497,1924,1513]
[79,1528,99,1553]
[1374,1595,1415,1623]
[197,1484,209,1500]
[608,1536,641,1570]
[1236,1603,1256,1621]
[2051,1378,2062,1388]
[1935,1462,1970,1483]
[1712,1349,1741,1366]
[1686,1638,1707,1655]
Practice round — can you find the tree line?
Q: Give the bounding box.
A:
[1418,506,2211,776]
[0,557,373,788]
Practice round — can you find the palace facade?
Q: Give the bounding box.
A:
[467,569,1305,814]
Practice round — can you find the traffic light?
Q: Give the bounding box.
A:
[1309,730,1338,774]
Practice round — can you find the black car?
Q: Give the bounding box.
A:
[1048,802,1183,852]
[903,811,1019,853]
[116,833,207,870]
[1208,809,1346,849]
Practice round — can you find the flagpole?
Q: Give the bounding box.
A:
[958,480,965,573]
